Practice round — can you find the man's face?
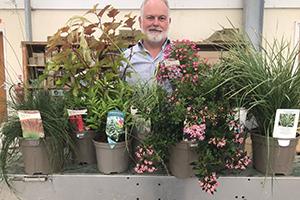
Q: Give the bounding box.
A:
[139,0,171,43]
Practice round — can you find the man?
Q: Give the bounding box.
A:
[122,0,171,85]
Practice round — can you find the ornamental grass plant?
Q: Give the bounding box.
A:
[222,34,300,137]
[0,90,73,186]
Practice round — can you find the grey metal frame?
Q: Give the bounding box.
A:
[1,174,300,200]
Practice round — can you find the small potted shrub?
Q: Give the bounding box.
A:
[133,40,251,194]
[129,84,159,156]
[84,79,134,174]
[65,95,97,165]
[43,5,141,173]
[223,34,300,175]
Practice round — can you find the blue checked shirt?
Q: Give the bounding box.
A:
[121,39,170,86]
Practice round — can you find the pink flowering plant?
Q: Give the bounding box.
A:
[134,145,158,174]
[134,40,251,194]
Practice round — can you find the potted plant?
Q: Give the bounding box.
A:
[133,40,251,194]
[223,34,300,175]
[82,79,134,174]
[129,84,159,157]
[64,95,97,165]
[42,5,141,174]
[0,89,72,185]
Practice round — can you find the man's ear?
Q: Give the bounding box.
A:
[169,17,171,24]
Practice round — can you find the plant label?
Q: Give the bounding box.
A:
[273,109,300,146]
[18,110,45,139]
[106,110,125,149]
[163,59,180,67]
[67,109,88,133]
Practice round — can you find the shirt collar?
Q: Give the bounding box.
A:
[138,38,170,52]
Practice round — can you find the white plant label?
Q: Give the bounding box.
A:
[273,109,300,146]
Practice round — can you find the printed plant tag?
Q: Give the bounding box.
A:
[67,109,88,116]
[163,59,180,67]
[106,110,125,148]
[18,110,45,139]
[273,109,300,146]
[67,109,88,134]
[234,107,247,126]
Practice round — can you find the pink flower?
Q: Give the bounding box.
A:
[134,145,157,174]
[233,133,245,144]
[147,167,156,173]
[146,148,154,156]
[135,152,141,159]
[183,123,206,141]
[209,137,227,148]
[225,151,251,170]
[199,173,219,195]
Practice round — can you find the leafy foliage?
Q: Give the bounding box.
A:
[83,79,134,137]
[40,5,143,142]
[43,4,142,97]
[133,40,251,194]
[0,116,22,186]
[223,34,300,136]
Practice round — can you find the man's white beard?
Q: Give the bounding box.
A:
[143,30,168,43]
